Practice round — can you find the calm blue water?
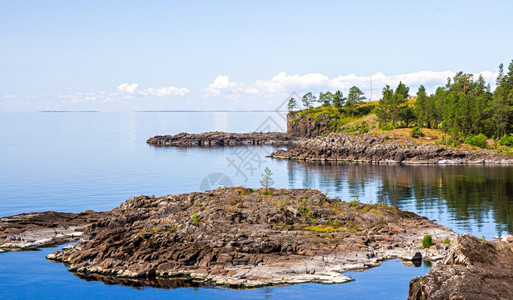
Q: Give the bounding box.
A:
[1,112,513,299]
[0,243,429,300]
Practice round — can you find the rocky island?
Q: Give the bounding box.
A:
[2,187,455,287]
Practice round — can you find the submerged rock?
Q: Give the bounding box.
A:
[46,187,455,287]
[408,234,513,300]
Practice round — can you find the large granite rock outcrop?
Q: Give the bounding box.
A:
[47,187,455,287]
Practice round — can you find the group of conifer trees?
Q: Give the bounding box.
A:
[290,60,513,141]
[378,60,513,140]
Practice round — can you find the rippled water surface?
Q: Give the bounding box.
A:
[1,112,512,299]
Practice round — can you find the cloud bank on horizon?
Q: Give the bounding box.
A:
[117,83,191,97]
[0,69,500,111]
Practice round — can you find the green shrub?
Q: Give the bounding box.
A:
[410,126,424,138]
[422,234,433,249]
[464,133,487,148]
[191,213,200,223]
[297,197,310,216]
[500,135,513,146]
[358,121,369,134]
[381,123,393,131]
[443,238,450,245]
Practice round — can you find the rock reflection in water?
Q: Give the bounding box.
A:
[74,272,215,290]
[286,161,513,237]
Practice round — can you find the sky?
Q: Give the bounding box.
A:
[1,0,513,111]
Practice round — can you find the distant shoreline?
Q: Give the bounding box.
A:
[39,110,98,113]
[35,110,287,113]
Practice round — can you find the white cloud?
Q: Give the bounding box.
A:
[203,70,499,99]
[203,75,258,97]
[118,83,139,94]
[118,82,190,97]
[147,86,190,97]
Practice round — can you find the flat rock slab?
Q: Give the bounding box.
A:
[0,211,109,251]
[46,187,455,288]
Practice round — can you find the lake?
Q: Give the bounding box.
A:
[1,111,512,299]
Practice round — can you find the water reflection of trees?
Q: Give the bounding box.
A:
[286,161,513,234]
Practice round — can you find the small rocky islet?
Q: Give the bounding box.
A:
[2,187,455,287]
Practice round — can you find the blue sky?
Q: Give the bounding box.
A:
[1,0,513,111]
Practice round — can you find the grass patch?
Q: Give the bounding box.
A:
[422,234,433,249]
[305,225,336,233]
[191,213,200,223]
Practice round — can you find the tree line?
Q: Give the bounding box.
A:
[287,86,366,111]
[289,60,513,140]
[399,60,512,140]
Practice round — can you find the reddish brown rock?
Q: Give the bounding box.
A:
[46,187,455,287]
[0,210,109,251]
[408,234,513,300]
[271,132,513,165]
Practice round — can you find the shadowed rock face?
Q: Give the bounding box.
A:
[146,132,297,147]
[0,211,109,251]
[271,132,513,165]
[408,234,513,300]
[47,187,455,288]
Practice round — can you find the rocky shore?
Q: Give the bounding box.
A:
[44,187,455,287]
[146,130,513,165]
[408,234,513,300]
[146,132,297,147]
[0,210,109,252]
[271,132,513,165]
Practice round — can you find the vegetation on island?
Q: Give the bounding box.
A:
[260,167,275,195]
[287,60,513,150]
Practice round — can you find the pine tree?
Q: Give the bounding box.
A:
[332,90,346,108]
[318,91,333,106]
[377,85,394,127]
[492,63,512,138]
[414,85,428,127]
[302,92,316,110]
[260,167,274,194]
[346,86,366,106]
[287,97,297,112]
